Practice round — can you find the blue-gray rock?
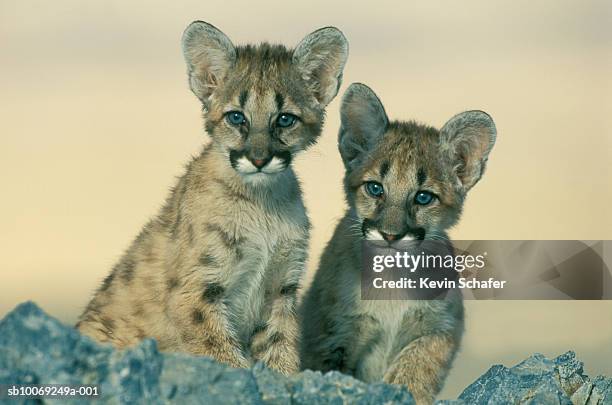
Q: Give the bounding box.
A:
[1,302,610,404]
[457,350,611,405]
[0,302,413,404]
[288,370,413,405]
[571,375,612,405]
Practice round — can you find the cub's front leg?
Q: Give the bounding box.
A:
[167,268,249,369]
[383,334,456,405]
[250,238,307,375]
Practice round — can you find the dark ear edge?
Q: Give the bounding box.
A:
[181,21,236,104]
[293,26,349,106]
[338,83,389,168]
[440,110,497,190]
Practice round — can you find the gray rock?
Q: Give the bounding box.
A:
[457,351,610,405]
[571,375,612,405]
[287,370,413,405]
[0,302,414,404]
[161,354,261,404]
[252,362,292,404]
[1,302,610,405]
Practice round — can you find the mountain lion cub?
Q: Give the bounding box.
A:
[77,21,348,375]
[300,83,496,402]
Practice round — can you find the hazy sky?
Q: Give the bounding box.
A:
[1,0,611,398]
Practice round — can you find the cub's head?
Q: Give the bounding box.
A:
[182,21,348,183]
[339,83,496,242]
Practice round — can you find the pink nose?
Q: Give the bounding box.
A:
[251,158,268,169]
[379,232,398,241]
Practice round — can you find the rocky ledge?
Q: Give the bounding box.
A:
[0,302,610,404]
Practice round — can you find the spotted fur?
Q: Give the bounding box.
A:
[300,83,496,403]
[77,21,348,375]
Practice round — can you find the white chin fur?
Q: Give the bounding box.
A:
[242,172,272,185]
[235,156,287,176]
[364,229,417,242]
[365,230,384,241]
[234,156,259,174]
[262,156,287,174]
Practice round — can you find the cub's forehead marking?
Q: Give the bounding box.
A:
[279,96,302,116]
[380,161,390,178]
[228,87,301,122]
[417,168,427,185]
[275,92,285,111]
[239,89,249,109]
[238,90,277,123]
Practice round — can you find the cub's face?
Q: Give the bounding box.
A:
[204,50,325,181]
[182,22,348,183]
[339,83,497,242]
[348,124,463,241]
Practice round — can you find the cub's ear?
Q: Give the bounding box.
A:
[440,110,497,191]
[293,27,349,106]
[182,21,236,104]
[338,83,389,169]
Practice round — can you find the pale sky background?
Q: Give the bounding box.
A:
[1,0,611,399]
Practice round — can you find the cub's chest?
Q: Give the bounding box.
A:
[237,199,308,252]
[360,300,418,333]
[224,200,308,341]
[224,198,308,287]
[354,300,420,382]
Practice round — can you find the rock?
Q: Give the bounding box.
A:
[287,370,414,405]
[457,351,610,405]
[0,302,414,404]
[0,302,610,404]
[161,354,261,404]
[0,302,164,404]
[571,376,612,405]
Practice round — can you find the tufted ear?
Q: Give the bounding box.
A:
[293,27,349,106]
[338,83,389,169]
[182,21,236,104]
[440,110,497,191]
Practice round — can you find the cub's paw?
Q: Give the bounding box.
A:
[259,338,300,375]
[217,349,251,369]
[383,369,435,405]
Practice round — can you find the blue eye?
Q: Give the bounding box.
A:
[365,181,384,198]
[414,191,435,205]
[277,113,297,128]
[226,111,246,126]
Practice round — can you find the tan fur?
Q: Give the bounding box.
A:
[77,21,348,375]
[300,83,496,403]
[384,334,457,402]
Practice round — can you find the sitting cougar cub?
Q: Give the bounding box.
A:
[300,83,496,403]
[77,21,348,375]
